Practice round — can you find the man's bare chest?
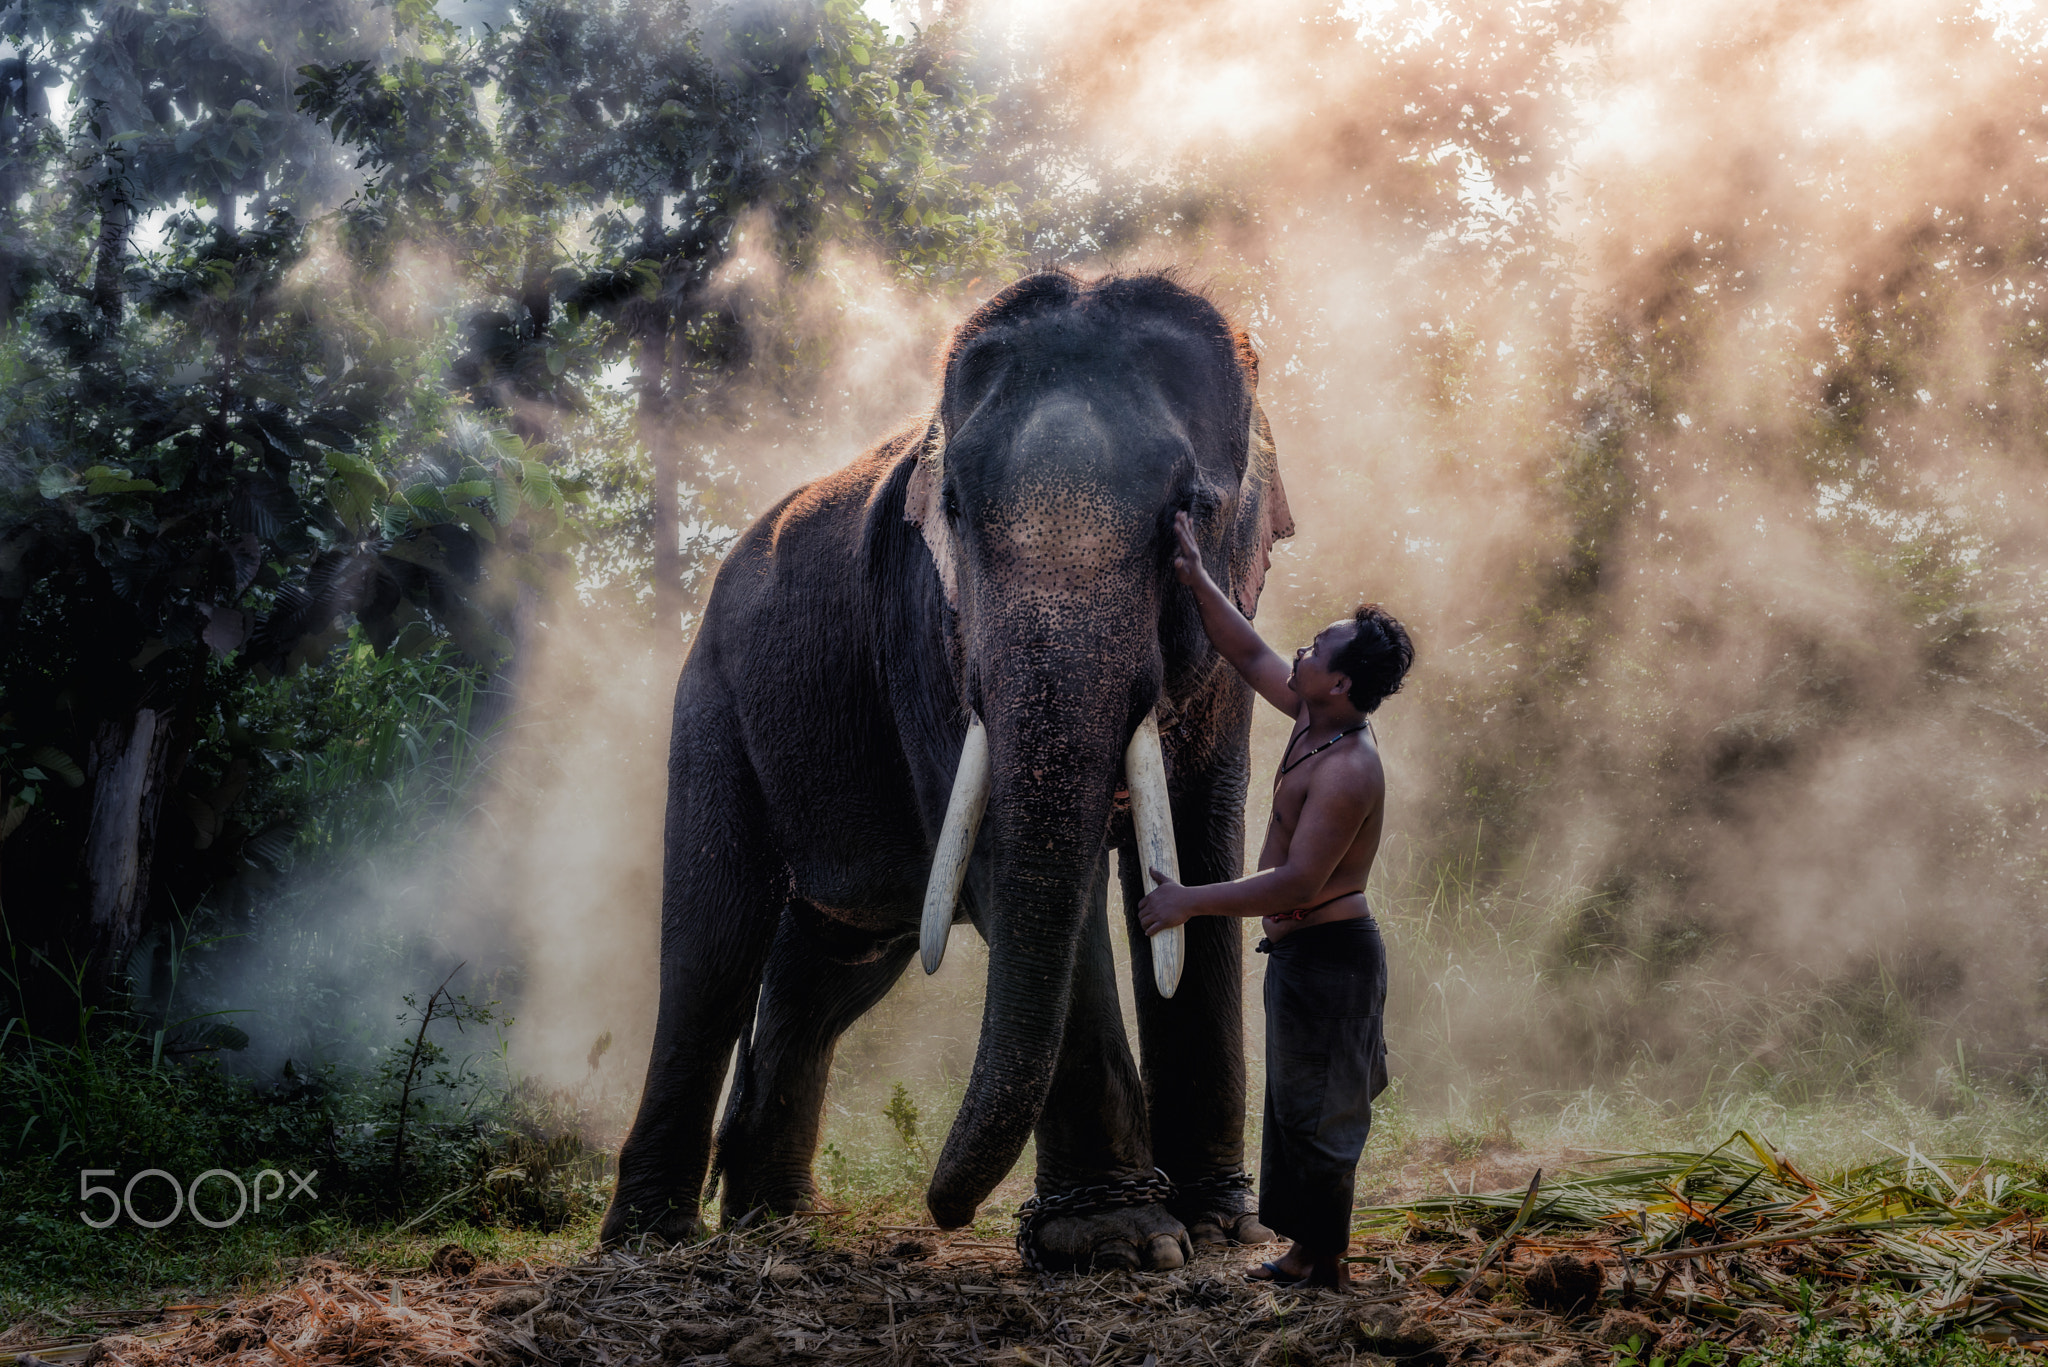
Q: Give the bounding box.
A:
[1266,768,1314,834]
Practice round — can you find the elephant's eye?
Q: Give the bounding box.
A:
[942,484,961,522]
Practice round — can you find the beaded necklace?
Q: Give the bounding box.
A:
[1275,719,1371,783]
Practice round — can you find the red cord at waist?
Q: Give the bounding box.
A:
[1270,891,1366,922]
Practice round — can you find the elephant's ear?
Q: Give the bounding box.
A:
[903,414,961,607]
[1235,329,1261,389]
[1233,401,1295,619]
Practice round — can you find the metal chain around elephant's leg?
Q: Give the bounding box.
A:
[1014,1170,1178,1274]
[1171,1169,1255,1205]
[1166,1169,1272,1245]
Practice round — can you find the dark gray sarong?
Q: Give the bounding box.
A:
[1257,917,1390,1256]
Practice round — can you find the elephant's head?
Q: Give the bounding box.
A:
[900,271,1294,1228]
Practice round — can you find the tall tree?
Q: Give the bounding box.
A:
[0,0,578,1018]
[2,0,1021,1017]
[517,0,1010,623]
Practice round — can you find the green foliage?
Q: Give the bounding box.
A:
[1613,1335,1727,1367]
[2,917,278,1170]
[379,968,504,1202]
[882,1080,920,1149]
[1,0,1026,1015]
[0,926,614,1311]
[1734,1330,2019,1367]
[808,1075,964,1225]
[467,1070,621,1231]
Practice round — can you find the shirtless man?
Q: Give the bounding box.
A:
[1137,511,1415,1290]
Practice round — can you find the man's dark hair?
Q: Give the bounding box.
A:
[1331,604,1414,713]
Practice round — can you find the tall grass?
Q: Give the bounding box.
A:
[796,824,2048,1233]
[1363,834,2048,1166]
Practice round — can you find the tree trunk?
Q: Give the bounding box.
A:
[639,197,687,632]
[644,322,686,631]
[92,178,131,328]
[77,707,176,1001]
[521,263,550,339]
[0,58,27,326]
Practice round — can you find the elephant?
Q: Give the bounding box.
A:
[600,269,1296,1271]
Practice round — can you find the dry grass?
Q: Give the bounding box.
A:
[0,1252,530,1367]
[18,1130,2048,1366]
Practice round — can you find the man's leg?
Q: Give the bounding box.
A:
[1251,919,1388,1286]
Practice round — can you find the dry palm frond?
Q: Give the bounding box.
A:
[1361,1130,2048,1345]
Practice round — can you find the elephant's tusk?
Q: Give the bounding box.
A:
[1125,710,1183,999]
[921,715,991,975]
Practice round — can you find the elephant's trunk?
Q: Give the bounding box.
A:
[925,654,1137,1228]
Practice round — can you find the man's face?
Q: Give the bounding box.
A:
[1289,620,1360,700]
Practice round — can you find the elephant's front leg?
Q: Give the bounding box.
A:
[1119,766,1274,1248]
[1026,853,1191,1272]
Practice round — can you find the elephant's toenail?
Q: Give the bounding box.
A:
[1147,1234,1187,1269]
[1092,1239,1141,1271]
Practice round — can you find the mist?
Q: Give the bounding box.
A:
[230,0,2048,1146]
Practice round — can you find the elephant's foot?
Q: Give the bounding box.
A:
[1180,1206,1276,1247]
[598,1194,703,1250]
[718,1167,817,1228]
[1025,1203,1192,1273]
[1168,1171,1275,1248]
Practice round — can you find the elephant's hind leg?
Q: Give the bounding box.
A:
[714,903,917,1222]
[601,688,784,1249]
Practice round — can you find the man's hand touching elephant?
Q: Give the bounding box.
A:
[1170,510,1298,714]
[1138,867,1198,934]
[1171,510,1209,589]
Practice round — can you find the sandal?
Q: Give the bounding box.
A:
[1245,1260,1309,1286]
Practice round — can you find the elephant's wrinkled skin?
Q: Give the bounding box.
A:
[601,271,1295,1270]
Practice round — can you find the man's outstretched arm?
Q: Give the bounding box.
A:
[1171,510,1296,715]
[1135,756,1377,930]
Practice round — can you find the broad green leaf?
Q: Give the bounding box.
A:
[86,474,161,495]
[444,503,498,543]
[29,748,84,788]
